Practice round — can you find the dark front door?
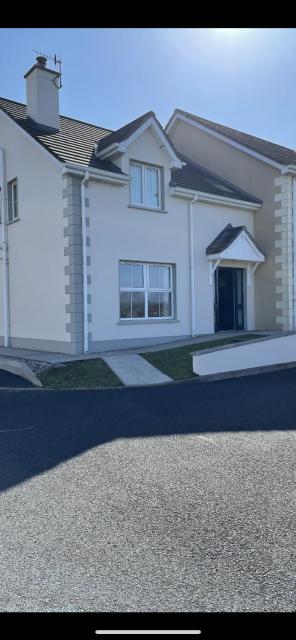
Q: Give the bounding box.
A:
[214,267,244,331]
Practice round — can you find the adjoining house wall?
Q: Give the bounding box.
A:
[194,202,255,334]
[0,113,69,350]
[168,119,280,330]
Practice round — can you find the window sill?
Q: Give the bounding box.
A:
[128,204,167,214]
[118,318,179,325]
[7,217,20,225]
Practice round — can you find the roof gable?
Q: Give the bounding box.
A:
[166,109,296,168]
[95,111,182,169]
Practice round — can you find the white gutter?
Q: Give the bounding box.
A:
[171,186,262,211]
[293,178,296,331]
[81,171,89,353]
[188,195,198,337]
[0,148,10,347]
[62,163,129,186]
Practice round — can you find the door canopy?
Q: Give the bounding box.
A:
[206,223,265,285]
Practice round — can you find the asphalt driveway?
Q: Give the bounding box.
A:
[1,368,296,612]
[0,368,33,387]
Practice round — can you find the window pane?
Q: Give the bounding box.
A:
[159,266,170,289]
[146,168,159,208]
[120,263,131,288]
[131,264,144,288]
[159,292,172,317]
[148,265,159,289]
[7,183,13,223]
[12,183,18,219]
[130,164,143,204]
[148,292,159,317]
[131,292,145,318]
[120,291,131,318]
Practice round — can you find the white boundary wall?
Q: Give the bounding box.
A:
[193,334,296,376]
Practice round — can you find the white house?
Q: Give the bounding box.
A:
[1,55,288,357]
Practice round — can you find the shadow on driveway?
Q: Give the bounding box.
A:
[1,367,296,492]
[0,369,33,388]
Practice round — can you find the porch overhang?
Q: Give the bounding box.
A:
[206,223,265,285]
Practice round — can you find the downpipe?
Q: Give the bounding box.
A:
[81,171,89,353]
[0,147,10,347]
[189,195,198,337]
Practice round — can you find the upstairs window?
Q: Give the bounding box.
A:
[130,162,161,209]
[8,179,18,222]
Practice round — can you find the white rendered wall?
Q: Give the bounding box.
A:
[0,113,67,344]
[193,334,296,376]
[87,127,257,346]
[88,128,192,345]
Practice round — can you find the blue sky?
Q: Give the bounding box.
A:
[0,28,295,148]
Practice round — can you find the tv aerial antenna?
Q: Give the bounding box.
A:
[32,50,63,89]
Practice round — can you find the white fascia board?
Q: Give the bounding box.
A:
[63,162,129,186]
[97,116,182,168]
[166,112,284,171]
[95,142,127,160]
[281,165,296,176]
[0,108,63,169]
[170,186,262,211]
[207,232,265,263]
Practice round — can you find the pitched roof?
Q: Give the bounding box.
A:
[206,223,263,256]
[95,110,155,153]
[0,97,123,174]
[0,97,264,205]
[172,109,296,166]
[170,154,262,204]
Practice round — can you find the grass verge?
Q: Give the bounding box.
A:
[39,358,122,388]
[142,334,266,381]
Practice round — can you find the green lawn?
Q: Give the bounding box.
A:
[142,334,265,381]
[39,358,122,388]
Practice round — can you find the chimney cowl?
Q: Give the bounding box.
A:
[36,55,47,68]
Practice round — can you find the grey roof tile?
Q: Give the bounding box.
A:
[206,223,264,256]
[0,97,123,173]
[95,111,155,153]
[171,154,262,204]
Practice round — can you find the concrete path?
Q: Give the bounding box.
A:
[0,331,283,365]
[102,353,172,386]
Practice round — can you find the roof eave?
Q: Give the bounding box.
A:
[63,161,129,185]
[0,105,63,168]
[169,186,262,211]
[281,165,296,176]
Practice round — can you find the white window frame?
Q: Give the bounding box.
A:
[119,261,174,320]
[7,178,18,223]
[130,161,162,210]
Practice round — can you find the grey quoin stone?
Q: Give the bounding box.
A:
[63,174,89,354]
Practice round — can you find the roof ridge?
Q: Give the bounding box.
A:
[174,108,296,156]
